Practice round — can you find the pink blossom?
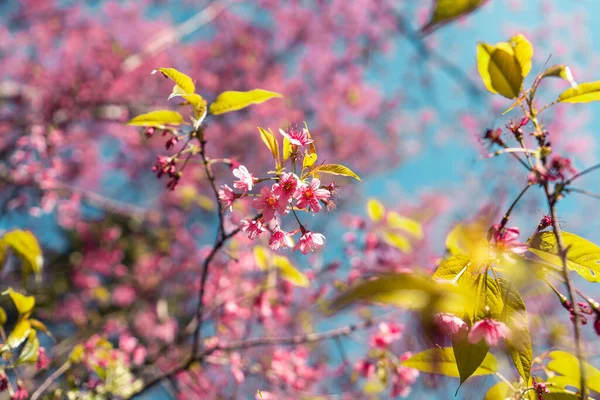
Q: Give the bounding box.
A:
[0,372,7,392]
[594,315,600,336]
[355,359,375,378]
[269,228,293,250]
[12,385,28,400]
[279,126,313,147]
[36,347,51,370]
[370,322,403,348]
[489,224,528,254]
[273,172,300,202]
[548,155,577,180]
[240,219,266,240]
[252,186,288,222]
[218,184,236,211]
[434,313,468,335]
[294,231,325,254]
[232,165,254,192]
[132,346,147,365]
[468,318,510,347]
[296,178,330,212]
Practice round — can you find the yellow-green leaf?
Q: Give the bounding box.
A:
[433,254,473,283]
[547,351,600,393]
[4,288,35,315]
[452,333,490,387]
[127,110,184,128]
[253,246,270,270]
[310,164,361,181]
[387,212,423,239]
[477,37,527,99]
[528,231,600,282]
[422,0,486,34]
[302,122,317,155]
[2,230,44,279]
[282,136,293,162]
[0,306,6,325]
[382,231,412,253]
[258,127,280,167]
[152,67,195,94]
[541,65,577,88]
[367,199,385,222]
[29,318,54,341]
[500,280,532,382]
[18,329,39,364]
[274,255,309,287]
[485,382,511,400]
[209,89,282,115]
[363,378,386,394]
[471,274,504,323]
[302,151,318,170]
[558,81,600,104]
[5,320,31,349]
[402,347,497,378]
[510,34,533,78]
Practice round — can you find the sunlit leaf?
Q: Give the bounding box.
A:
[452,333,490,387]
[4,320,31,349]
[153,67,195,94]
[209,89,282,115]
[402,347,497,378]
[302,122,317,156]
[511,34,533,78]
[499,280,531,382]
[528,231,600,282]
[310,164,361,181]
[387,212,423,239]
[18,329,39,364]
[282,136,293,162]
[558,81,600,104]
[1,230,44,279]
[303,151,318,170]
[273,255,310,287]
[363,378,386,394]
[382,231,412,253]
[253,246,270,270]
[258,127,280,167]
[29,318,55,341]
[485,382,511,400]
[4,288,35,315]
[126,110,184,128]
[367,199,385,222]
[433,254,473,283]
[422,0,486,34]
[547,351,600,393]
[541,65,577,88]
[471,274,504,323]
[0,306,6,325]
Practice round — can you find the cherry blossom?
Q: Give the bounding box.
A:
[468,318,510,347]
[218,184,236,211]
[435,313,468,335]
[269,228,293,250]
[240,219,267,240]
[279,126,313,147]
[232,165,255,192]
[294,231,325,254]
[252,186,289,222]
[296,178,330,212]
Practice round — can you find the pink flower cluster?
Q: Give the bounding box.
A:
[435,313,510,347]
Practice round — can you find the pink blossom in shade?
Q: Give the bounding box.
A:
[119,333,139,353]
[434,313,468,335]
[230,352,245,383]
[548,154,577,180]
[370,322,403,348]
[218,184,236,211]
[294,231,325,254]
[279,126,313,147]
[532,377,550,400]
[232,165,254,192]
[0,371,7,391]
[112,285,136,307]
[489,224,528,254]
[269,228,293,251]
[252,186,288,222]
[12,385,28,400]
[296,178,330,213]
[240,219,266,240]
[36,347,51,370]
[272,172,300,203]
[594,315,600,336]
[468,318,510,347]
[132,346,147,365]
[355,359,375,378]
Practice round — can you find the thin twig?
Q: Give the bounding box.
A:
[499,184,532,230]
[30,361,72,400]
[565,163,600,185]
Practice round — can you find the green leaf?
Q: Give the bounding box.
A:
[401,347,497,378]
[478,43,522,99]
[382,231,412,253]
[422,0,486,34]
[4,288,35,315]
[126,110,184,128]
[433,254,473,282]
[558,81,600,104]
[528,231,600,282]
[484,382,511,400]
[257,127,280,167]
[302,151,318,170]
[471,274,504,323]
[1,230,43,279]
[209,89,282,115]
[541,65,577,88]
[29,318,55,341]
[0,306,6,325]
[4,320,31,349]
[253,246,270,270]
[547,351,600,393]
[499,280,532,382]
[452,333,490,387]
[310,164,361,181]
[282,136,293,162]
[510,34,533,78]
[18,329,39,364]
[363,378,386,394]
[273,255,309,287]
[386,212,423,239]
[152,67,195,94]
[367,199,385,222]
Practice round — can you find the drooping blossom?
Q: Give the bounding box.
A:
[273,172,300,203]
[252,186,288,222]
[269,228,293,251]
[218,184,236,211]
[294,231,325,254]
[233,165,254,192]
[434,313,468,335]
[468,318,510,347]
[296,179,330,213]
[36,347,51,370]
[279,126,313,147]
[489,224,528,256]
[548,155,577,180]
[240,219,266,240]
[370,322,403,348]
[12,385,28,400]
